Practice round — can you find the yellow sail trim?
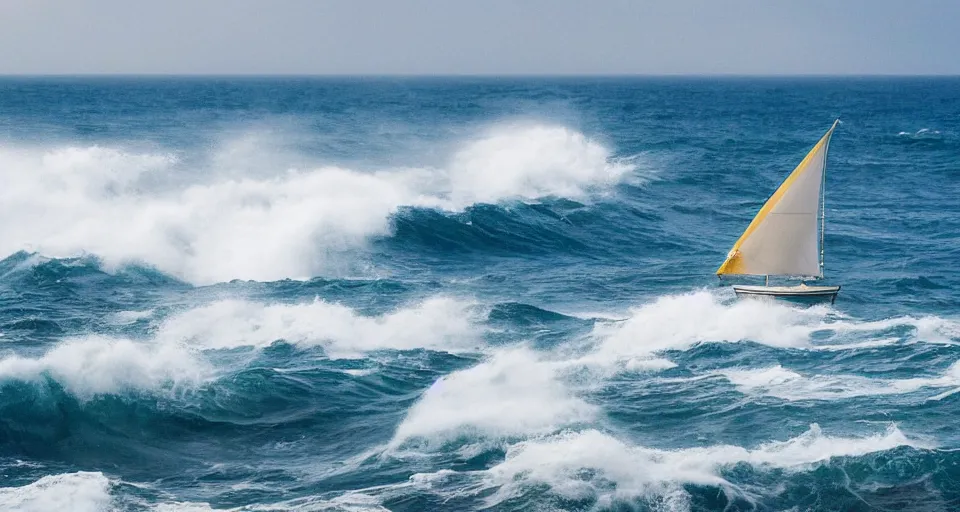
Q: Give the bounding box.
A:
[717,121,838,275]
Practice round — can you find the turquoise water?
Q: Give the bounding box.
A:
[0,77,958,511]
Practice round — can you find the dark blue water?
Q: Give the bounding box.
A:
[0,77,958,511]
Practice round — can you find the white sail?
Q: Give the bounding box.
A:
[717,120,838,277]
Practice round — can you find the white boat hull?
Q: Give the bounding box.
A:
[732,284,840,304]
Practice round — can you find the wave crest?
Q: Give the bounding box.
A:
[590,291,959,361]
[0,336,209,399]
[0,296,482,397]
[155,296,482,357]
[0,123,635,284]
[0,471,112,512]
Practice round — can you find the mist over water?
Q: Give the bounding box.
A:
[0,77,959,511]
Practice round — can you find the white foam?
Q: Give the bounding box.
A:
[0,471,113,512]
[0,296,480,396]
[718,361,960,401]
[442,123,633,207]
[478,423,928,507]
[898,128,942,138]
[0,124,635,284]
[596,291,824,352]
[823,314,960,343]
[109,309,156,324]
[342,368,376,377]
[812,337,900,351]
[151,492,388,511]
[590,291,959,361]
[155,296,482,358]
[928,387,960,401]
[392,348,596,444]
[0,336,210,399]
[382,290,959,447]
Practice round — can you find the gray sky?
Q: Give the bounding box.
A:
[1,0,957,75]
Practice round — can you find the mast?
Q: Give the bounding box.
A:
[818,119,839,280]
[819,154,825,279]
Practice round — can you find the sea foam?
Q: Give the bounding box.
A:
[590,291,959,363]
[392,348,596,444]
[0,472,113,512]
[0,124,634,284]
[0,336,209,399]
[461,423,927,508]
[717,361,960,401]
[388,290,958,447]
[0,296,483,397]
[153,296,482,357]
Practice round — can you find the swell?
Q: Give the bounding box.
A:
[0,360,464,475]
[384,196,686,264]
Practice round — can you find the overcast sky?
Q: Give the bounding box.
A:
[0,0,957,75]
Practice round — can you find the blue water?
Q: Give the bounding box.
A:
[0,77,958,511]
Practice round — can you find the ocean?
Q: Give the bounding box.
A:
[0,76,957,511]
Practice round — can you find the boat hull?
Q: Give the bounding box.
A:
[732,284,840,304]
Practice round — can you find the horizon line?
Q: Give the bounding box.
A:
[1,72,959,79]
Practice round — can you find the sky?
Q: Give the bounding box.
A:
[0,0,957,75]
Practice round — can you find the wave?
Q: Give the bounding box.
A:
[716,361,960,401]
[0,123,636,284]
[388,314,674,447]
[398,423,930,510]
[392,348,596,445]
[0,296,482,397]
[0,471,390,512]
[152,296,483,357]
[1,424,933,511]
[0,336,209,399]
[0,251,188,289]
[388,290,960,446]
[374,290,956,450]
[0,471,112,512]
[387,201,599,257]
[897,128,944,140]
[150,494,389,511]
[589,291,959,362]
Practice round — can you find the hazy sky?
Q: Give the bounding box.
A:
[1,0,957,75]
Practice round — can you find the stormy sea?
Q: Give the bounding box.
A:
[0,76,958,511]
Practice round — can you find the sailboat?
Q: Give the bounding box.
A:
[717,120,841,303]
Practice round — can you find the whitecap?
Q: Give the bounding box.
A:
[716,361,960,401]
[391,347,596,445]
[0,124,639,284]
[154,296,483,358]
[0,295,484,397]
[0,471,113,512]
[0,336,210,399]
[402,423,929,509]
[589,290,958,361]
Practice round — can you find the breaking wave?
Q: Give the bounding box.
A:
[0,471,113,512]
[384,423,930,511]
[474,423,928,508]
[717,361,960,401]
[0,124,636,284]
[153,296,483,357]
[0,295,483,398]
[590,291,959,360]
